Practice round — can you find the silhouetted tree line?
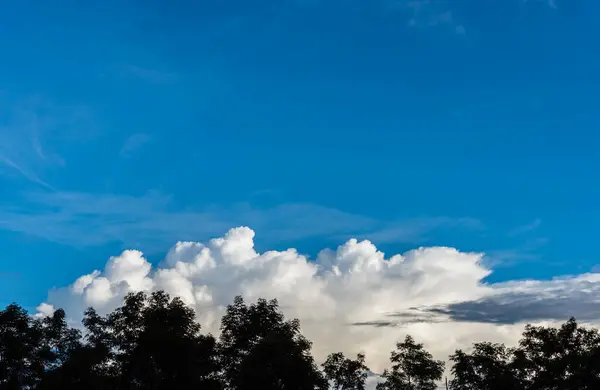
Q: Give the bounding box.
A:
[1,291,599,390]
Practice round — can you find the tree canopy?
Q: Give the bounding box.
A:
[448,317,600,390]
[377,335,444,390]
[322,352,369,390]
[1,293,600,390]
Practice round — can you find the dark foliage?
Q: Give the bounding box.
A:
[219,296,327,390]
[377,335,444,390]
[449,342,522,390]
[2,295,600,390]
[449,317,600,390]
[322,352,369,390]
[0,304,46,390]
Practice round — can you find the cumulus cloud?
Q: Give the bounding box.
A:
[38,227,599,378]
[34,302,55,318]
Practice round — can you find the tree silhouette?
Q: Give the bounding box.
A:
[0,304,47,389]
[108,291,221,390]
[449,342,522,390]
[322,352,369,390]
[4,295,600,390]
[219,296,326,390]
[449,318,600,390]
[40,309,82,369]
[37,291,221,390]
[35,308,97,390]
[515,317,600,390]
[376,335,444,390]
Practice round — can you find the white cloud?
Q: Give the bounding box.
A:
[34,302,55,318]
[38,226,598,380]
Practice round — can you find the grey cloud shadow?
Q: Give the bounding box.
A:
[351,321,398,328]
[350,309,451,328]
[349,279,600,328]
[421,288,600,324]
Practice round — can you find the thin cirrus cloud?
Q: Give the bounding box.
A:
[0,100,53,187]
[36,226,600,377]
[385,0,467,35]
[119,64,179,84]
[483,237,550,268]
[363,216,483,244]
[119,133,152,157]
[508,218,542,236]
[384,0,560,36]
[0,96,93,188]
[525,0,558,9]
[0,155,55,190]
[0,190,481,252]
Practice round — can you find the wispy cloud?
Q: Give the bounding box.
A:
[386,0,559,36]
[0,155,55,190]
[120,133,151,158]
[484,237,549,268]
[0,272,21,279]
[387,0,467,35]
[120,64,178,84]
[524,0,558,9]
[508,218,542,236]
[360,216,483,244]
[0,96,92,188]
[0,190,481,252]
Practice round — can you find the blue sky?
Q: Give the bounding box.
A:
[1,0,599,310]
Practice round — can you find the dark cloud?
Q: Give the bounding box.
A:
[422,288,600,324]
[349,277,600,328]
[350,309,449,328]
[351,321,397,328]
